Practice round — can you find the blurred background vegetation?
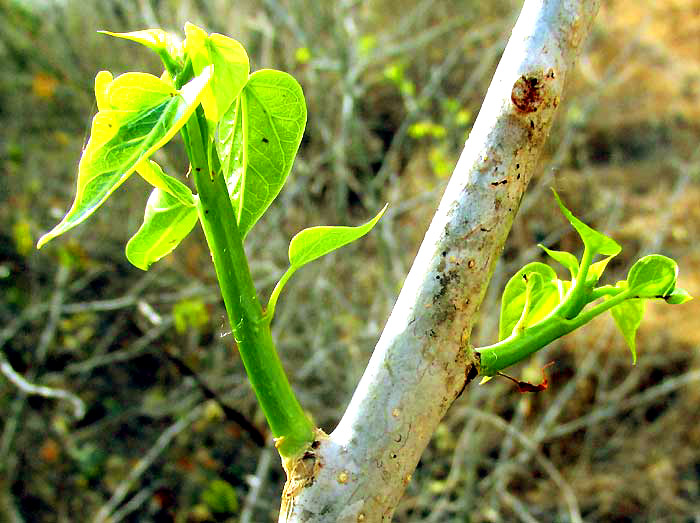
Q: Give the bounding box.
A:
[1,0,699,521]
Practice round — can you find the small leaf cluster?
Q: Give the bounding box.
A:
[478,190,691,376]
[37,23,385,319]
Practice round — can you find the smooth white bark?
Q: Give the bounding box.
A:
[281,1,601,521]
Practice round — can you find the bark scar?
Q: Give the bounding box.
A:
[455,362,479,400]
[280,429,328,519]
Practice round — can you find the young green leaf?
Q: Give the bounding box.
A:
[289,205,387,268]
[217,94,242,191]
[222,69,307,238]
[552,189,621,257]
[125,188,198,270]
[136,159,194,207]
[499,262,558,340]
[100,29,184,72]
[627,254,678,298]
[37,67,211,248]
[539,244,579,278]
[587,254,615,285]
[184,23,249,128]
[664,287,693,305]
[265,206,387,320]
[610,298,645,364]
[512,271,545,332]
[521,275,560,330]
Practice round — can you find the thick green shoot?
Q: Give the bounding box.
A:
[36,23,385,459]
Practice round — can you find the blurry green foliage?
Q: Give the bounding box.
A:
[173,298,210,334]
[294,46,311,64]
[200,479,239,516]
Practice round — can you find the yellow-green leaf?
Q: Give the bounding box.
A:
[100,29,184,72]
[126,188,198,270]
[135,159,194,207]
[552,189,621,257]
[288,205,387,269]
[266,206,386,319]
[37,67,211,248]
[185,22,249,128]
[627,254,678,298]
[499,262,558,341]
[610,298,645,364]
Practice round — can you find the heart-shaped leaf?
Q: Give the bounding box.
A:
[37,67,211,248]
[266,206,386,319]
[627,254,678,298]
[499,262,558,340]
[126,188,198,270]
[220,69,307,239]
[552,189,621,257]
[289,205,387,268]
[610,297,645,364]
[185,23,249,129]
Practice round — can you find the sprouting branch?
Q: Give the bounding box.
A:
[281,1,602,521]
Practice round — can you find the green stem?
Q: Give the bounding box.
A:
[185,111,314,458]
[561,245,593,319]
[477,288,633,376]
[588,285,622,301]
[265,266,297,323]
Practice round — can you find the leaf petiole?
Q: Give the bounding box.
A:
[265,266,297,323]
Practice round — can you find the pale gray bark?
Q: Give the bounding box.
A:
[281,1,601,521]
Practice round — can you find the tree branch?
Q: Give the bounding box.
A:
[281,1,601,521]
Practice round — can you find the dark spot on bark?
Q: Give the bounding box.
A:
[511,74,545,113]
[433,269,460,304]
[442,251,447,257]
[311,440,321,449]
[516,163,520,169]
[391,453,398,459]
[530,120,535,129]
[490,179,508,186]
[468,259,476,269]
[517,173,521,179]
